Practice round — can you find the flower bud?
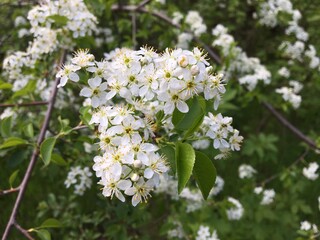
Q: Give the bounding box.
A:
[130,173,140,182]
[190,65,200,75]
[178,55,188,68]
[133,159,142,168]
[206,66,213,73]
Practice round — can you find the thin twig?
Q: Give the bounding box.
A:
[0,101,48,108]
[13,221,34,240]
[136,0,152,10]
[71,125,88,131]
[2,51,66,240]
[259,149,309,186]
[0,187,20,196]
[263,102,319,150]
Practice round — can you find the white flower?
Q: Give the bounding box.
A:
[100,175,132,202]
[72,49,95,67]
[278,67,290,78]
[56,64,81,88]
[158,89,189,114]
[64,166,92,195]
[303,162,319,180]
[125,178,154,206]
[261,189,275,205]
[238,164,257,179]
[80,78,108,108]
[300,221,311,231]
[226,197,244,220]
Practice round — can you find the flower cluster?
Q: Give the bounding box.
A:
[173,10,206,49]
[226,197,244,220]
[254,187,276,205]
[212,24,271,90]
[300,221,319,236]
[167,221,186,239]
[276,80,303,109]
[195,112,244,159]
[91,107,169,206]
[257,0,296,27]
[302,162,319,181]
[2,0,97,93]
[256,0,320,71]
[185,11,207,37]
[64,166,92,195]
[238,164,257,179]
[57,46,242,205]
[196,225,220,240]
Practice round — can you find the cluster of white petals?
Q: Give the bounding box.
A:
[254,187,276,205]
[302,162,319,181]
[300,221,319,233]
[196,225,220,240]
[212,24,271,90]
[238,164,257,179]
[64,166,92,195]
[167,221,186,239]
[194,112,244,159]
[185,11,207,37]
[226,197,244,220]
[257,0,320,71]
[276,80,303,109]
[57,46,242,205]
[257,0,294,27]
[2,0,97,93]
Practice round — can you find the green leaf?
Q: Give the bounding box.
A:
[193,151,217,199]
[79,106,93,129]
[0,117,12,138]
[47,15,68,26]
[35,229,51,240]
[9,169,19,188]
[38,218,62,229]
[0,137,28,149]
[158,145,175,173]
[175,142,195,194]
[172,97,206,138]
[23,123,34,138]
[51,153,67,166]
[171,107,185,127]
[0,82,12,90]
[40,137,57,166]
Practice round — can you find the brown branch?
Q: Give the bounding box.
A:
[13,222,34,240]
[263,102,319,150]
[136,0,152,9]
[2,51,66,240]
[0,101,48,108]
[0,187,20,196]
[71,125,88,131]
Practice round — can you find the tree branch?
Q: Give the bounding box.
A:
[13,222,34,240]
[136,0,152,10]
[2,51,66,240]
[259,149,309,186]
[0,101,48,108]
[263,102,319,150]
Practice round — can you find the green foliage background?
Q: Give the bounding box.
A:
[0,0,320,239]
